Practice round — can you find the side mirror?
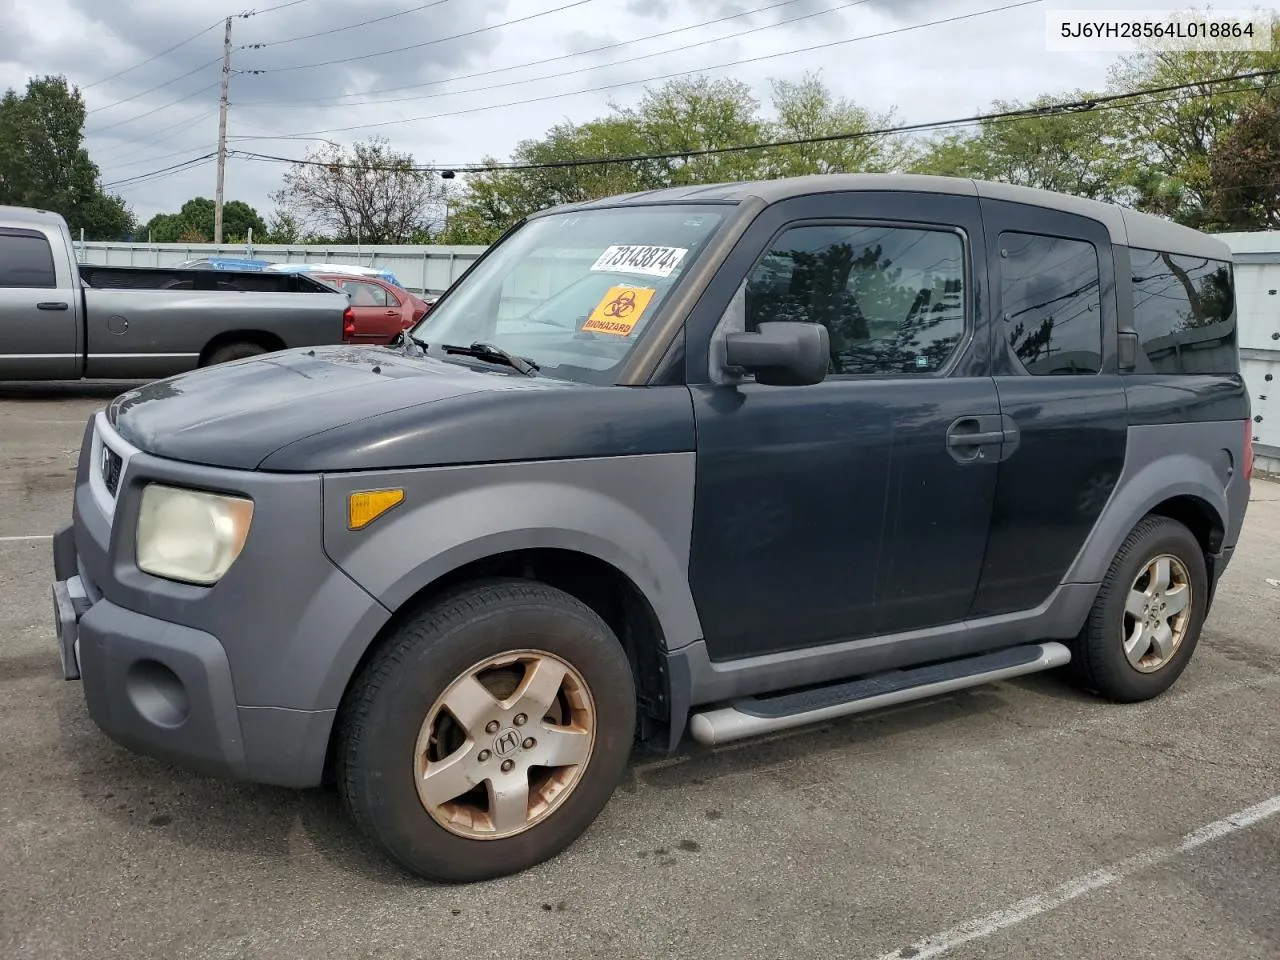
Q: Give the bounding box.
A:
[724,322,830,386]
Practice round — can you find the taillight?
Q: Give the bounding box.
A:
[342,306,356,341]
[1244,420,1254,481]
[411,306,427,324]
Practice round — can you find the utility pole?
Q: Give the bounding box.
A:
[214,16,233,245]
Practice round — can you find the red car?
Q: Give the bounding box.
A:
[318,274,433,345]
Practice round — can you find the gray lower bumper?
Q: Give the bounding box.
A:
[51,523,335,788]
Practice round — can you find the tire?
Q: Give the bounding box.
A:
[1068,515,1208,703]
[204,341,267,366]
[337,579,636,883]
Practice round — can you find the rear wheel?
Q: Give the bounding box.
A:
[1069,515,1208,702]
[338,580,636,882]
[204,341,267,366]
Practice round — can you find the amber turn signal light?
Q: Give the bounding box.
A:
[348,489,404,529]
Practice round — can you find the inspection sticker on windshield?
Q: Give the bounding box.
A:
[582,285,656,336]
[591,244,687,278]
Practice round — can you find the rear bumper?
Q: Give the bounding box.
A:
[53,522,338,788]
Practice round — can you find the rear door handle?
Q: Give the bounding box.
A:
[37,301,69,311]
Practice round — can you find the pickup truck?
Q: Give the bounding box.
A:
[0,205,351,381]
[51,174,1251,884]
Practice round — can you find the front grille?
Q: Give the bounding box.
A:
[101,446,122,497]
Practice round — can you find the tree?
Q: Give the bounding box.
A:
[270,137,444,244]
[911,91,1129,201]
[1104,13,1280,226]
[764,73,912,177]
[142,197,266,243]
[1206,93,1280,230]
[0,74,135,239]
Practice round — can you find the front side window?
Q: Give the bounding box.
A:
[0,231,57,289]
[413,204,728,384]
[1000,232,1102,375]
[1129,248,1236,375]
[744,224,967,376]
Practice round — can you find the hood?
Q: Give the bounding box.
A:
[108,345,552,470]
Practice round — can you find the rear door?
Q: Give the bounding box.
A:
[684,190,1000,659]
[969,200,1129,618]
[342,279,406,343]
[0,226,79,379]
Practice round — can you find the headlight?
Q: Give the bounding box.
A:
[135,484,254,585]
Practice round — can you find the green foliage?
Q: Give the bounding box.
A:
[143,197,266,244]
[0,75,135,240]
[1206,92,1280,230]
[910,92,1130,201]
[1103,12,1280,226]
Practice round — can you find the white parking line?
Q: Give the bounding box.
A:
[872,793,1280,960]
[0,535,51,542]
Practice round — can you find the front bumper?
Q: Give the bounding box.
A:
[54,522,349,787]
[52,413,392,788]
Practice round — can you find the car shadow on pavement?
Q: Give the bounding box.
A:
[52,690,420,888]
[53,667,1088,887]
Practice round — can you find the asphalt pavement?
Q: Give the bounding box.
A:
[1,382,1277,960]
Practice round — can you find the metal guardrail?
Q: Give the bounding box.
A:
[77,241,488,295]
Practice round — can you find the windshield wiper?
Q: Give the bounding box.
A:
[441,341,540,376]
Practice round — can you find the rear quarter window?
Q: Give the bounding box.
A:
[1129,248,1237,375]
[0,230,57,288]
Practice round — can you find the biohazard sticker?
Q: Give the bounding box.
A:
[582,285,657,336]
[590,244,688,278]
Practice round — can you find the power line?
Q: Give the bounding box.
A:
[95,111,221,163]
[83,2,316,112]
[82,18,226,90]
[236,0,844,106]
[102,152,219,189]
[246,0,600,73]
[87,81,222,136]
[244,0,315,15]
[248,0,1052,139]
[238,0,875,111]
[87,57,224,115]
[226,69,1280,176]
[244,0,456,48]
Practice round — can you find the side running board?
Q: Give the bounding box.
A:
[688,642,1072,746]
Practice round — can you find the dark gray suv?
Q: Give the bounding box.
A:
[51,174,1252,882]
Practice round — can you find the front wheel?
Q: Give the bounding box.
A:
[1068,515,1208,702]
[337,580,636,882]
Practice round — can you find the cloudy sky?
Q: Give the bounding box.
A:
[0,0,1202,224]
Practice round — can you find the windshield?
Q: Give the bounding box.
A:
[410,204,730,383]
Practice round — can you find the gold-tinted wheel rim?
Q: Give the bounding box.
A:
[413,650,596,840]
[1122,554,1193,674]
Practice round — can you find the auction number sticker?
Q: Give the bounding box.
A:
[582,285,657,336]
[591,244,688,278]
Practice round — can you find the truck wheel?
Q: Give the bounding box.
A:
[1068,516,1208,703]
[204,342,266,366]
[337,580,636,883]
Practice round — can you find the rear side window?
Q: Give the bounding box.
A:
[745,223,968,376]
[999,232,1102,375]
[0,231,57,288]
[1129,248,1236,375]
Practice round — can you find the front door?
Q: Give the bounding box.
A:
[0,227,79,380]
[684,191,1000,661]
